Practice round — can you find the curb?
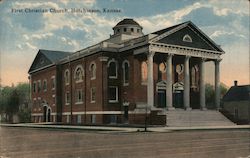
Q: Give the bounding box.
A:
[1,123,249,133]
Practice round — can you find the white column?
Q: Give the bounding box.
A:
[215,59,221,110]
[166,54,174,110]
[147,51,155,108]
[184,56,191,110]
[200,58,206,110]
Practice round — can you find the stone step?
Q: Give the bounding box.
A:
[166,110,235,127]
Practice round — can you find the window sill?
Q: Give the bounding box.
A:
[109,76,117,79]
[90,77,96,80]
[75,80,83,83]
[75,102,83,105]
[123,83,129,86]
[109,100,118,103]
[65,103,70,106]
[90,101,96,103]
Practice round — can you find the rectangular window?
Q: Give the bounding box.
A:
[91,114,96,124]
[51,76,55,90]
[75,89,83,104]
[66,115,70,123]
[108,86,118,103]
[53,115,56,122]
[52,94,56,106]
[77,115,81,124]
[33,82,36,93]
[37,80,41,92]
[110,115,117,124]
[43,80,47,91]
[65,92,70,105]
[91,87,96,103]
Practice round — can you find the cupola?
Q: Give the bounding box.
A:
[112,18,143,37]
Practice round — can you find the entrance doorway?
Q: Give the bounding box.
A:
[173,82,184,109]
[47,108,51,122]
[43,106,47,122]
[43,104,51,122]
[173,91,184,108]
[157,89,166,108]
[156,81,167,108]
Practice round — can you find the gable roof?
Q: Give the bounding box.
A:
[28,49,71,74]
[150,21,224,53]
[152,21,187,35]
[223,85,250,102]
[39,49,71,63]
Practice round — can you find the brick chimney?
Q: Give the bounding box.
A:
[234,80,238,86]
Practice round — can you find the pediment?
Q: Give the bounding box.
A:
[28,51,53,73]
[150,22,223,52]
[173,82,184,91]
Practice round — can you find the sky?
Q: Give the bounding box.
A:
[0,0,249,87]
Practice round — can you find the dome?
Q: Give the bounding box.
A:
[112,18,143,36]
[115,18,142,28]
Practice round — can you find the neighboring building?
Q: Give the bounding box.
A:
[222,81,250,124]
[28,19,228,126]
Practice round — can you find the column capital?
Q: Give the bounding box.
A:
[201,58,206,62]
[214,58,222,63]
[185,55,191,60]
[167,53,174,57]
[148,51,155,57]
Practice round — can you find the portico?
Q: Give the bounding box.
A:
[146,43,223,111]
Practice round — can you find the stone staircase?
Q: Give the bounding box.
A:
[166,109,235,127]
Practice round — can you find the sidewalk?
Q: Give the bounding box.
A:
[0,123,249,132]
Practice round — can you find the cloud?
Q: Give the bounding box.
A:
[25,42,37,50]
[215,31,246,39]
[31,32,53,39]
[172,2,204,21]
[23,34,29,40]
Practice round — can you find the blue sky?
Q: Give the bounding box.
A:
[0,0,249,87]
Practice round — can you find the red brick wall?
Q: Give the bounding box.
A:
[31,66,57,121]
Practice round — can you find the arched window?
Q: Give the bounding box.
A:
[89,62,96,80]
[122,60,130,85]
[141,61,148,83]
[158,62,166,81]
[64,69,70,85]
[183,34,192,42]
[43,79,47,91]
[108,59,118,79]
[74,65,84,83]
[191,66,198,87]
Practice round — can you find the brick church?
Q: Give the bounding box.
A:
[29,19,232,126]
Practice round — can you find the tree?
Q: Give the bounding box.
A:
[205,83,228,109]
[0,83,31,123]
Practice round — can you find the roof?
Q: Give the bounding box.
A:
[114,18,141,27]
[152,21,188,35]
[39,49,71,63]
[223,85,250,102]
[28,49,71,73]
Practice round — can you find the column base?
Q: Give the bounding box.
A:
[200,107,207,111]
[185,107,192,111]
[167,107,175,111]
[216,107,221,111]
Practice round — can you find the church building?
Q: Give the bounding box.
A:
[29,19,232,126]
